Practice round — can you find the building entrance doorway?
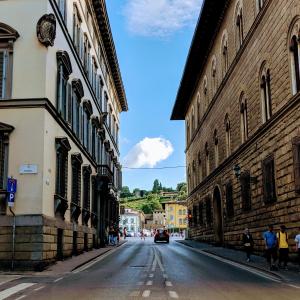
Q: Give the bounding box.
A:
[213,186,223,245]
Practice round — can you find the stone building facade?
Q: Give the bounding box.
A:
[0,0,127,270]
[171,0,300,252]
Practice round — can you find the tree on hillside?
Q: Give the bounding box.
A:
[141,197,162,214]
[120,186,132,198]
[176,182,187,192]
[133,188,141,197]
[152,179,160,193]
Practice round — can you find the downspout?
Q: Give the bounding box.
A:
[9,207,16,271]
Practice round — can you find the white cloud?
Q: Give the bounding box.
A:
[123,0,202,37]
[123,137,174,168]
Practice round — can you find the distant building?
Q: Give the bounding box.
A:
[162,201,187,231]
[153,210,166,228]
[120,208,145,235]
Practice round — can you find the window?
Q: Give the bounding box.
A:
[192,160,196,190]
[0,122,14,215]
[240,93,248,143]
[0,23,19,99]
[256,0,264,12]
[179,219,183,225]
[262,155,277,204]
[96,76,104,107]
[83,100,93,152]
[198,152,202,183]
[211,56,217,96]
[235,2,244,49]
[191,108,195,134]
[197,94,201,125]
[225,182,234,217]
[71,79,84,137]
[240,172,251,211]
[179,209,182,215]
[187,166,191,193]
[221,31,229,76]
[186,119,190,144]
[289,19,300,95]
[214,129,219,168]
[170,215,174,221]
[71,153,82,222]
[198,201,204,226]
[260,64,272,123]
[203,76,208,109]
[205,197,212,225]
[205,142,210,176]
[56,51,73,120]
[292,137,300,193]
[73,6,82,54]
[91,57,97,91]
[225,114,231,158]
[82,165,92,225]
[83,35,91,75]
[58,0,67,22]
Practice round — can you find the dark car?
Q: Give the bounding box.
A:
[154,229,169,243]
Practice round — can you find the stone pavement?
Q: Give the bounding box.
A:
[177,239,300,284]
[0,240,127,282]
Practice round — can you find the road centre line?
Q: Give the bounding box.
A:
[165,281,173,287]
[72,242,126,274]
[177,242,281,283]
[33,286,45,291]
[142,290,151,298]
[0,283,36,300]
[14,296,27,300]
[287,284,300,289]
[169,291,179,299]
[53,277,63,283]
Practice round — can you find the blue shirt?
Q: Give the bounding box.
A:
[264,231,277,248]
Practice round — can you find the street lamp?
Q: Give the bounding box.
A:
[233,164,258,184]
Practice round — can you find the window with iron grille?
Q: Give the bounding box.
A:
[82,165,91,210]
[262,155,277,204]
[58,0,67,22]
[205,197,212,225]
[292,137,300,193]
[226,182,234,217]
[71,154,82,206]
[198,201,204,226]
[240,172,251,211]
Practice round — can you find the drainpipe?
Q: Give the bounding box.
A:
[9,207,16,271]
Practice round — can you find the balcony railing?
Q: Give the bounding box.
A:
[97,165,113,183]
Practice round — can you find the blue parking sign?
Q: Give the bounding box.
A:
[7,178,17,193]
[8,193,15,207]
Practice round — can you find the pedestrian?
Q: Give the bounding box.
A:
[140,229,145,241]
[294,227,300,272]
[263,225,278,271]
[113,226,118,246]
[277,225,289,270]
[242,228,254,262]
[123,227,127,240]
[109,226,115,245]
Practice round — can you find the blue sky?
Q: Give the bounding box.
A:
[106,0,202,191]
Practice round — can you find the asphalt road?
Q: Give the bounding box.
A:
[3,238,300,300]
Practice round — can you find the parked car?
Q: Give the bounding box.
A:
[126,231,135,237]
[154,229,169,243]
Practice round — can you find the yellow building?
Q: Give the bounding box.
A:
[162,201,187,230]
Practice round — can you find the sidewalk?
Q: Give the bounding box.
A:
[0,240,127,281]
[177,239,300,284]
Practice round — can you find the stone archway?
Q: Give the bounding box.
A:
[213,186,223,245]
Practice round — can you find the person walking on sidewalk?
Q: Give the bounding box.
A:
[277,225,289,270]
[263,225,278,271]
[242,228,254,262]
[123,227,127,240]
[295,228,300,272]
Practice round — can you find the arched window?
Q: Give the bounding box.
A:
[289,18,300,95]
[240,93,248,143]
[71,79,84,137]
[235,2,244,49]
[256,0,264,13]
[211,56,217,96]
[186,119,190,144]
[83,100,93,152]
[205,142,210,176]
[224,114,231,158]
[260,63,272,123]
[192,160,196,190]
[0,23,19,99]
[191,107,195,134]
[197,94,201,126]
[214,129,219,168]
[203,76,208,109]
[187,165,191,193]
[56,51,73,121]
[221,31,229,77]
[198,152,202,184]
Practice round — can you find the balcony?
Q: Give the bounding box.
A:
[97,165,113,183]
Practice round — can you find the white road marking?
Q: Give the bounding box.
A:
[149,274,154,278]
[165,281,173,287]
[153,247,165,272]
[142,290,151,298]
[177,243,281,283]
[287,284,300,289]
[53,277,63,283]
[169,291,179,299]
[146,280,153,286]
[34,286,45,292]
[72,242,127,274]
[15,296,27,300]
[129,290,140,297]
[0,283,36,300]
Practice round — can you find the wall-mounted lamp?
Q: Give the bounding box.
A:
[233,164,258,184]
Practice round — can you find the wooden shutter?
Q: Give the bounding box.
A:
[241,172,251,210]
[262,155,277,203]
[67,83,72,125]
[292,137,300,192]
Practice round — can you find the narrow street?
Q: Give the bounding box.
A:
[1,238,300,300]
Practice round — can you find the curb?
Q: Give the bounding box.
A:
[71,240,127,272]
[175,240,284,281]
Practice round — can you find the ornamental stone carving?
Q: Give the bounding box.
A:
[36,14,56,47]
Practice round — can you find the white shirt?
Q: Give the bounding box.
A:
[295,234,300,249]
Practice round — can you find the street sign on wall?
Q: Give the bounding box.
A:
[8,193,15,207]
[7,178,17,193]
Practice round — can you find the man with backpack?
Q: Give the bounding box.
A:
[277,225,289,270]
[263,225,278,270]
